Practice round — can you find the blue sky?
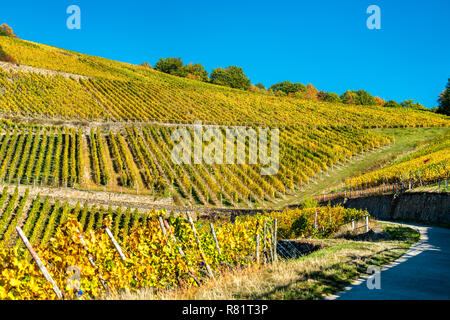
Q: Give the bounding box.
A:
[1,0,449,107]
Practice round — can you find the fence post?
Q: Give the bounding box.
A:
[158,216,171,247]
[16,227,63,299]
[210,222,221,255]
[187,214,215,280]
[272,219,278,262]
[77,229,109,292]
[255,233,260,264]
[263,220,267,263]
[105,227,126,261]
[314,210,318,229]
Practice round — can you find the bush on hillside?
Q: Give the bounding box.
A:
[269,81,306,95]
[318,91,341,103]
[140,62,152,69]
[184,63,209,82]
[341,90,376,105]
[400,99,427,111]
[383,100,402,108]
[210,66,251,90]
[437,79,450,116]
[0,24,18,38]
[154,57,186,77]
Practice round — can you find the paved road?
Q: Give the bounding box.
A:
[330,222,450,300]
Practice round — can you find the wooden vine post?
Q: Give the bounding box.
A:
[209,222,221,255]
[158,216,171,247]
[16,226,63,299]
[105,227,127,261]
[263,220,267,263]
[255,233,260,264]
[163,219,200,286]
[272,219,278,262]
[76,229,109,292]
[186,213,215,280]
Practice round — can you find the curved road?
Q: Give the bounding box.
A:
[329,222,450,300]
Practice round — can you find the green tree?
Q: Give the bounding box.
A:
[340,90,358,104]
[140,62,152,69]
[184,63,209,82]
[210,66,251,90]
[0,24,18,38]
[255,83,266,90]
[400,99,427,111]
[383,100,402,108]
[154,57,186,77]
[340,90,376,105]
[356,90,376,105]
[437,79,450,116]
[269,81,306,95]
[318,91,341,103]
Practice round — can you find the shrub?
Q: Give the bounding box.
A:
[269,81,306,95]
[210,66,251,90]
[154,57,186,77]
[437,79,450,116]
[383,100,402,108]
[184,63,209,82]
[0,24,18,38]
[341,90,376,105]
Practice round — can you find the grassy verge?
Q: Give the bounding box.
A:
[111,222,419,300]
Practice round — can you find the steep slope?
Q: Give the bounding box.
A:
[0,36,449,127]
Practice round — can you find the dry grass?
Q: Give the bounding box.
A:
[102,222,418,301]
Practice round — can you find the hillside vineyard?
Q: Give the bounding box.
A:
[348,130,450,188]
[0,121,391,207]
[0,28,449,301]
[0,37,449,127]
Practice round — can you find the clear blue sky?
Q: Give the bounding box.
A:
[1,0,449,107]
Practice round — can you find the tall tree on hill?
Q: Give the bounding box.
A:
[210,66,251,90]
[0,23,18,38]
[154,57,187,77]
[437,79,450,116]
[184,63,209,82]
[269,81,306,95]
[341,90,376,105]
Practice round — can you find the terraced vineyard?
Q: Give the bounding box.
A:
[1,37,449,127]
[0,120,393,207]
[0,124,82,187]
[0,186,139,249]
[0,183,369,299]
[0,26,448,302]
[347,129,450,188]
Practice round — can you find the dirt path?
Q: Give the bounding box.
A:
[0,183,172,212]
[0,61,89,80]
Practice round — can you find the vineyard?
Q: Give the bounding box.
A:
[347,129,450,188]
[0,31,448,302]
[0,120,395,207]
[0,187,368,299]
[1,37,450,127]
